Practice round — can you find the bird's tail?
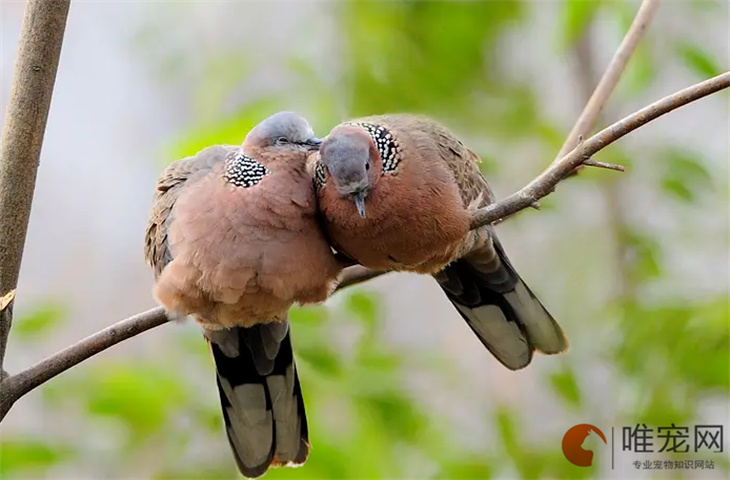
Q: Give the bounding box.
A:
[434,236,568,370]
[204,321,308,478]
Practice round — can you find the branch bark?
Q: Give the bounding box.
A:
[553,0,660,163]
[2,72,727,421]
[0,0,727,428]
[469,71,730,230]
[0,264,384,419]
[0,306,167,419]
[337,265,386,289]
[0,0,71,372]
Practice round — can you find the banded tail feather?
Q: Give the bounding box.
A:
[434,237,568,370]
[205,322,309,478]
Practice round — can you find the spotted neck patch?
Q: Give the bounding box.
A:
[343,122,402,175]
[223,151,270,188]
[313,160,327,193]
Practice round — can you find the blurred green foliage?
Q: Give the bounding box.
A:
[3,291,496,479]
[0,438,74,478]
[2,1,728,479]
[558,0,603,49]
[10,302,65,342]
[675,42,724,79]
[658,147,714,203]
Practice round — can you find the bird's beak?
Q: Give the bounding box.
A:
[353,190,367,218]
[304,137,323,151]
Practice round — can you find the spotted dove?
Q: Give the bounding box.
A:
[145,112,342,477]
[311,114,568,370]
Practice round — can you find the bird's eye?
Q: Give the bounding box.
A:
[275,137,290,145]
[365,162,370,171]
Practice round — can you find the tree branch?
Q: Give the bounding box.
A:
[1,0,726,428]
[3,71,726,418]
[0,264,384,420]
[469,71,730,230]
[336,265,387,289]
[0,307,167,419]
[0,0,71,371]
[553,0,660,163]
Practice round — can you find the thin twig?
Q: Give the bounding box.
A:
[0,0,725,428]
[0,264,383,420]
[554,0,660,163]
[0,0,662,415]
[469,72,730,230]
[583,159,626,172]
[3,73,728,419]
[3,73,727,420]
[0,0,71,371]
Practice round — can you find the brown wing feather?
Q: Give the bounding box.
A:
[144,145,238,277]
[347,114,567,367]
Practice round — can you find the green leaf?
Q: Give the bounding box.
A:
[297,346,342,376]
[548,366,583,409]
[359,392,425,441]
[12,303,65,341]
[343,0,524,117]
[623,229,662,280]
[660,177,694,202]
[558,0,603,49]
[495,407,548,479]
[676,42,722,78]
[622,44,655,94]
[47,363,189,443]
[87,366,187,435]
[659,148,712,203]
[289,305,328,326]
[345,291,379,328]
[615,295,730,430]
[439,459,494,480]
[677,299,730,390]
[495,407,519,453]
[168,98,282,160]
[0,439,72,477]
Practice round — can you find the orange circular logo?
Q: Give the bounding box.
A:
[562,424,607,466]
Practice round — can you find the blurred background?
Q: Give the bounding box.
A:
[1,1,728,479]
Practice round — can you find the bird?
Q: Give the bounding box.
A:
[311,114,568,370]
[144,111,343,478]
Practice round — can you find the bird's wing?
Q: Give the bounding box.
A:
[144,145,237,277]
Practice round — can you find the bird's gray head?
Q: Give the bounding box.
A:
[319,128,375,218]
[243,111,322,154]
